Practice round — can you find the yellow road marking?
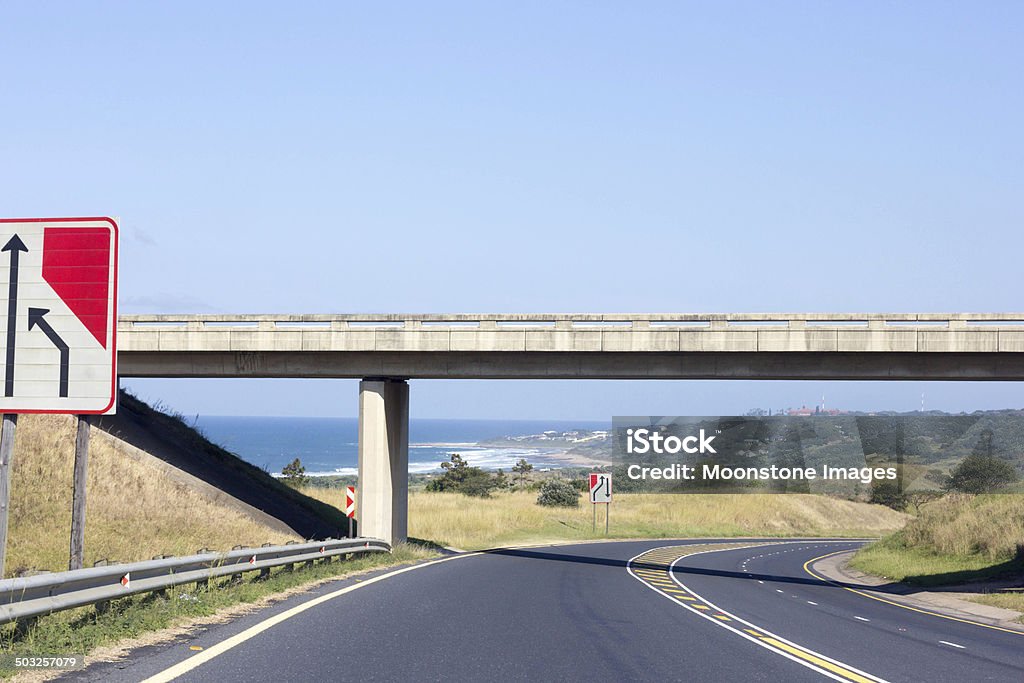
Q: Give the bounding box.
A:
[803,551,1024,637]
[629,542,890,683]
[760,637,875,683]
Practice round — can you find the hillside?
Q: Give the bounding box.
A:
[94,392,345,538]
[4,393,347,578]
[851,493,1024,586]
[603,412,1024,495]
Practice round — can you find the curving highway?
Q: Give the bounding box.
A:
[72,539,1024,682]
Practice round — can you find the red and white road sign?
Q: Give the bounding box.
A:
[0,217,118,414]
[589,473,612,504]
[345,486,356,518]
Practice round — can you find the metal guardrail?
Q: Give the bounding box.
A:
[0,537,389,625]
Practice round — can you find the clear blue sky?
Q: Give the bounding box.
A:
[2,2,1021,418]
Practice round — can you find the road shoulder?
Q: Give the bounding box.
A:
[812,550,1024,632]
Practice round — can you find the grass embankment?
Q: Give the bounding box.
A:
[5,414,302,577]
[299,487,908,550]
[107,392,348,534]
[850,494,1024,615]
[0,544,435,677]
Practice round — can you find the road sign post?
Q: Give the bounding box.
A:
[69,415,91,570]
[345,486,356,538]
[0,217,118,576]
[589,473,612,535]
[0,414,17,577]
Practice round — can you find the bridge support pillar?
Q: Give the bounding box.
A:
[357,379,408,545]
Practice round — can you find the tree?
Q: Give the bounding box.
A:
[281,458,307,487]
[945,453,1018,494]
[536,479,580,507]
[426,453,499,497]
[512,458,533,485]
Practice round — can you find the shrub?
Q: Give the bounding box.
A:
[869,479,906,511]
[536,480,580,508]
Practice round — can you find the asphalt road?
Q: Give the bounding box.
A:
[72,539,1024,683]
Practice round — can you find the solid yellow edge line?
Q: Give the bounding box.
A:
[141,552,483,683]
[760,637,875,683]
[803,550,1024,637]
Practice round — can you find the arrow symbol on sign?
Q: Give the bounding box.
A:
[2,234,28,397]
[28,308,70,398]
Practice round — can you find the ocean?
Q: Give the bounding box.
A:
[194,416,609,476]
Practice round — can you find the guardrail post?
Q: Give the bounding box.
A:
[259,543,272,579]
[230,545,246,583]
[13,615,37,637]
[195,548,210,589]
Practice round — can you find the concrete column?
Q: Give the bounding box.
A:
[357,379,409,545]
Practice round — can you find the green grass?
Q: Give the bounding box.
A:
[849,493,1024,587]
[850,537,1022,586]
[0,544,436,677]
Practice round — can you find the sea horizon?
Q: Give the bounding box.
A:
[195,415,611,476]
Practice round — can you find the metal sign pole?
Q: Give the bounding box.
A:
[592,502,596,532]
[69,415,91,570]
[348,516,354,539]
[605,502,609,535]
[0,414,17,578]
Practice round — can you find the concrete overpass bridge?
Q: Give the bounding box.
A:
[117,313,1024,543]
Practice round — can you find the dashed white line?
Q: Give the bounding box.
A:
[854,616,870,622]
[939,640,966,649]
[807,601,818,606]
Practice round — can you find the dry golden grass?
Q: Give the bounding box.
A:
[851,493,1024,586]
[894,493,1024,560]
[299,486,907,550]
[5,415,299,577]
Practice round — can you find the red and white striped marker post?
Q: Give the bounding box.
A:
[345,486,356,538]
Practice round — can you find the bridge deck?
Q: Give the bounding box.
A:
[116,314,1024,380]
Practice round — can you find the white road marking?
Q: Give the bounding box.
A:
[854,616,870,622]
[807,601,818,606]
[628,543,890,683]
[140,551,484,682]
[939,640,965,649]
